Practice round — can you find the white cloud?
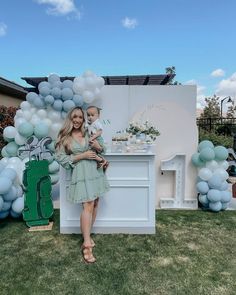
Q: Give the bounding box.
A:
[121,17,138,29]
[211,68,225,77]
[35,0,80,17]
[184,79,207,109]
[0,22,7,37]
[215,72,236,98]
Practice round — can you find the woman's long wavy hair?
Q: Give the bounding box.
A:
[55,107,85,154]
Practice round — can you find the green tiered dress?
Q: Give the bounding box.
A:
[55,134,110,203]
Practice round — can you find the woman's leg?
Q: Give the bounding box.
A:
[80,201,94,247]
[90,198,99,247]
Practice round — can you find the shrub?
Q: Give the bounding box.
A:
[199,130,233,148]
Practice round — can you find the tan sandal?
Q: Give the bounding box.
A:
[81,245,96,264]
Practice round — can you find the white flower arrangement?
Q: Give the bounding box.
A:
[126,120,160,142]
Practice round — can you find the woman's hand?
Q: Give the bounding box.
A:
[82,150,97,160]
[89,139,102,152]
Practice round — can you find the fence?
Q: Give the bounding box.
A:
[196,117,236,136]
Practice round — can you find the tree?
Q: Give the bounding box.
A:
[165,66,181,85]
[226,102,236,118]
[200,95,220,119]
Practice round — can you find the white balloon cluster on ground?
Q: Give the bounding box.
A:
[192,140,231,212]
[0,71,105,219]
[0,159,24,219]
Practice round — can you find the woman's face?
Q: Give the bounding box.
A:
[71,109,84,130]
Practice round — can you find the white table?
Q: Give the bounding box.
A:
[60,153,156,234]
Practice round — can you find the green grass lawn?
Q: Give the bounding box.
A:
[1,209,236,295]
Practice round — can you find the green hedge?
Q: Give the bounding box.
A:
[199,130,233,148]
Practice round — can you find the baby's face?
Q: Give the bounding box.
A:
[87,107,99,124]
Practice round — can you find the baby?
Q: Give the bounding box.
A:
[86,106,109,171]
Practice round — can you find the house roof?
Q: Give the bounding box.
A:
[0,77,27,99]
[21,74,174,89]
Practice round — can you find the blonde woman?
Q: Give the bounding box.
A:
[55,107,109,263]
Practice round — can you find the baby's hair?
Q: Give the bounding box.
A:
[86,105,102,115]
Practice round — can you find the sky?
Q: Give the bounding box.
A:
[0,0,236,109]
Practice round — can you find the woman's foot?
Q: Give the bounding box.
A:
[90,238,96,247]
[81,245,96,264]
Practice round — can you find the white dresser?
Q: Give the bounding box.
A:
[60,153,156,234]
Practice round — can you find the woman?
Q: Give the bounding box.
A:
[55,107,109,263]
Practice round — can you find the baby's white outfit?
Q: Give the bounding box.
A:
[86,119,103,136]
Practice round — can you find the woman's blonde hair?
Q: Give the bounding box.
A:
[55,107,85,154]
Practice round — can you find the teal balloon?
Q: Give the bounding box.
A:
[208,174,222,190]
[0,168,17,181]
[62,79,73,89]
[51,87,62,99]
[73,94,83,106]
[2,201,12,211]
[48,74,60,84]
[221,191,231,203]
[0,210,9,219]
[53,100,63,111]
[51,81,62,89]
[12,197,24,213]
[214,146,228,161]
[0,176,12,194]
[5,141,18,157]
[18,122,34,138]
[196,181,209,194]
[198,140,214,152]
[61,88,73,101]
[209,201,222,212]
[33,96,45,108]
[63,100,75,112]
[3,186,17,201]
[1,146,9,158]
[38,81,50,90]
[191,153,205,167]
[220,181,229,191]
[34,123,49,139]
[39,86,51,97]
[44,95,55,105]
[207,189,221,202]
[26,92,38,103]
[198,194,209,206]
[199,147,215,162]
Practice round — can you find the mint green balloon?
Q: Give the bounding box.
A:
[5,141,19,157]
[34,123,49,139]
[18,122,34,138]
[214,146,228,161]
[1,146,9,158]
[199,147,215,162]
[198,140,214,152]
[191,153,205,167]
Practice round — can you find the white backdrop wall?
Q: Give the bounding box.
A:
[94,85,198,208]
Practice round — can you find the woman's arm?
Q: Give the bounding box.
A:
[72,150,97,163]
[89,138,105,154]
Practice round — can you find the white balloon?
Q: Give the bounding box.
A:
[20,101,31,111]
[84,77,96,90]
[43,118,52,127]
[83,70,95,78]
[48,110,61,122]
[15,132,26,146]
[22,110,32,121]
[73,81,85,95]
[218,160,229,170]
[205,160,218,172]
[37,109,47,119]
[198,168,213,181]
[30,114,41,126]
[15,109,24,118]
[83,90,95,103]
[3,126,17,139]
[15,118,27,129]
[0,157,9,167]
[8,157,22,166]
[12,196,24,213]
[214,169,229,181]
